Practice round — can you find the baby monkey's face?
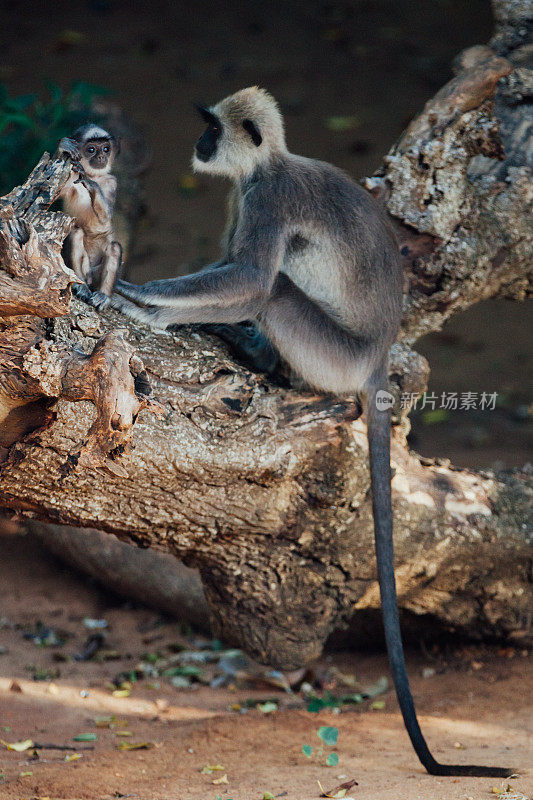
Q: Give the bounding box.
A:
[81,138,113,173]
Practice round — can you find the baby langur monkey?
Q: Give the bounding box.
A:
[57,124,122,306]
[111,88,511,778]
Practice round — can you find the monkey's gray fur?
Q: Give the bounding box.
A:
[110,88,510,779]
[57,124,122,306]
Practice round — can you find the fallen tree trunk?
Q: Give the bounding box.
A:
[0,0,531,668]
[32,523,211,631]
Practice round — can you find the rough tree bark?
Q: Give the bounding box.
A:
[0,1,531,669]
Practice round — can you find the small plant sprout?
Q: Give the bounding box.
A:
[317,727,338,747]
[302,726,340,766]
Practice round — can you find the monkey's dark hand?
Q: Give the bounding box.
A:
[74,174,99,198]
[74,175,107,223]
[57,137,81,163]
[72,282,94,303]
[72,283,110,311]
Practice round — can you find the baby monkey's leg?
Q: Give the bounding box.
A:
[68,228,91,283]
[68,227,95,303]
[98,241,123,297]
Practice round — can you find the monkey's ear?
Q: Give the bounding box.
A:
[242,119,262,147]
[193,103,219,127]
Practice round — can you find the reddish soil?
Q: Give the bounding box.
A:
[0,534,531,800]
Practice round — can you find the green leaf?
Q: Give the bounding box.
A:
[422,409,450,425]
[70,81,113,102]
[72,733,97,742]
[263,794,275,800]
[46,82,63,103]
[370,700,385,710]
[5,94,36,111]
[142,652,160,663]
[162,665,201,678]
[325,115,359,132]
[326,752,339,767]
[317,726,338,746]
[302,744,313,757]
[257,701,277,714]
[306,690,341,713]
[339,692,363,705]
[306,696,324,713]
[0,112,34,129]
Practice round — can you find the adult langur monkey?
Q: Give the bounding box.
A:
[109,88,511,778]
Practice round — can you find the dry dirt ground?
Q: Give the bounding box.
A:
[0,534,531,800]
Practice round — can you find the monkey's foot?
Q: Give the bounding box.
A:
[88,291,111,311]
[203,322,281,377]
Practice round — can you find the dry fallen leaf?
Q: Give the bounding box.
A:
[212,774,229,785]
[200,764,225,774]
[94,716,128,729]
[490,789,528,800]
[1,738,34,752]
[318,778,358,798]
[116,741,154,751]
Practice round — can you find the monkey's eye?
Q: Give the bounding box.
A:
[87,146,96,154]
[103,145,110,153]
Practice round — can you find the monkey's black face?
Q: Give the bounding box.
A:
[82,138,113,170]
[194,106,222,162]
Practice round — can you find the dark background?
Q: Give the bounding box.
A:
[1,0,531,467]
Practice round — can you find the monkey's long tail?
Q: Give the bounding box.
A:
[365,376,513,778]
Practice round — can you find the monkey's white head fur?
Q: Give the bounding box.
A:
[192,87,286,179]
[77,124,110,141]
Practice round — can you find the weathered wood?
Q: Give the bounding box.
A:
[0,152,161,469]
[0,0,531,667]
[32,523,211,631]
